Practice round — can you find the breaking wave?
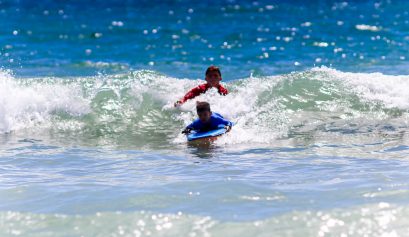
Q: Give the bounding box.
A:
[1,67,408,148]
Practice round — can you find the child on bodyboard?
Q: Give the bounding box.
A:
[182,101,232,135]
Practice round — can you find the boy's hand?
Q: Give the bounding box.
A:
[182,128,192,134]
[225,125,232,132]
[174,100,182,107]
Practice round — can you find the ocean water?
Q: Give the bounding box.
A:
[1,0,409,236]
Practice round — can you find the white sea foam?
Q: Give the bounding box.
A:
[0,70,90,133]
[313,67,409,109]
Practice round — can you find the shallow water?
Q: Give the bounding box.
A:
[1,0,409,236]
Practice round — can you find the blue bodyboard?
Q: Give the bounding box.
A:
[187,127,227,141]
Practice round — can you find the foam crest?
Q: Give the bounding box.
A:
[313,67,409,110]
[0,70,90,133]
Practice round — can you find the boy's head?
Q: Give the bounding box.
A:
[196,101,212,123]
[205,66,222,87]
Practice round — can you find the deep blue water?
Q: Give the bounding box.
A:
[1,0,409,78]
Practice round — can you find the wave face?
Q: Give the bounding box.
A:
[1,67,409,148]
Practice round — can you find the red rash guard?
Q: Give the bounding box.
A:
[180,83,228,103]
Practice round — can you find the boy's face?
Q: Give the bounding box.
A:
[198,110,212,123]
[205,71,222,87]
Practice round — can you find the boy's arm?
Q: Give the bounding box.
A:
[220,117,233,132]
[217,85,229,96]
[175,85,207,106]
[182,120,200,134]
[215,116,233,127]
[182,122,194,134]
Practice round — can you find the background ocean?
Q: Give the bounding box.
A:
[1,0,409,236]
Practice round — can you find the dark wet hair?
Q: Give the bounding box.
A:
[205,66,221,77]
[196,101,211,113]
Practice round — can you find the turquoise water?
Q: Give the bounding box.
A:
[1,1,409,236]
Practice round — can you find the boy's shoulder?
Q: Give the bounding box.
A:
[197,83,209,88]
[212,112,223,118]
[211,113,229,122]
[189,83,210,92]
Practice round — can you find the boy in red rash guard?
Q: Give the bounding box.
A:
[174,66,228,107]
